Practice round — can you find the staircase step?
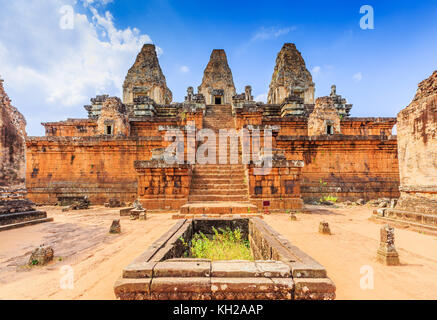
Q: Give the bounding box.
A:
[192,179,245,184]
[180,202,258,215]
[194,169,245,174]
[190,187,247,193]
[193,171,245,179]
[190,191,247,196]
[194,165,245,170]
[191,184,247,190]
[188,195,249,202]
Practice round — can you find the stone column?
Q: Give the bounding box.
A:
[376,224,400,266]
[385,71,437,228]
[0,76,49,229]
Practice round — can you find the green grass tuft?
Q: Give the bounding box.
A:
[181,227,253,261]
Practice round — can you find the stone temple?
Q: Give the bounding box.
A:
[21,42,402,215]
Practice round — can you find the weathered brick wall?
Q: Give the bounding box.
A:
[276,136,399,201]
[340,118,396,136]
[247,161,304,211]
[135,161,192,210]
[130,119,179,137]
[25,136,163,204]
[43,119,98,137]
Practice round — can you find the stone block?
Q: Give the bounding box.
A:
[114,277,152,300]
[28,245,54,266]
[255,260,291,278]
[109,219,121,234]
[153,261,211,278]
[294,278,336,300]
[123,262,156,279]
[319,221,331,235]
[211,277,294,300]
[211,261,260,278]
[151,277,210,293]
[376,224,400,266]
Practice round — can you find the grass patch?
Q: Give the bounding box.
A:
[181,227,253,261]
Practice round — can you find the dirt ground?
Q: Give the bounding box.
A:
[0,205,436,300]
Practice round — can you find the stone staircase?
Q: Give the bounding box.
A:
[180,105,258,215]
[188,164,248,202]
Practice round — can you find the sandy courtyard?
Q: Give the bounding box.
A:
[0,205,436,300]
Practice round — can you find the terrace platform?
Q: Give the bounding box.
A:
[179,201,258,215]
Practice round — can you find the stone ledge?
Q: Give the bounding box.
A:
[26,136,162,143]
[294,278,336,300]
[277,135,397,141]
[0,210,49,226]
[399,185,437,193]
[250,218,327,278]
[134,160,192,169]
[113,278,151,300]
[153,261,211,278]
[0,217,53,232]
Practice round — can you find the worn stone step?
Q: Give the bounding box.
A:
[194,169,245,174]
[191,179,245,185]
[188,195,249,202]
[190,189,247,195]
[193,171,245,179]
[194,165,245,170]
[180,201,258,215]
[191,184,247,190]
[191,175,245,179]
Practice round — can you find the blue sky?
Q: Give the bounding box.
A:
[1,0,436,135]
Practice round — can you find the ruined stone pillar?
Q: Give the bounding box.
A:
[0,75,26,194]
[376,224,400,266]
[0,76,50,230]
[385,71,437,228]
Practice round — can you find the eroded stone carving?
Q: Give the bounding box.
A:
[319,221,331,235]
[28,245,54,266]
[0,76,50,230]
[97,97,130,136]
[268,43,315,105]
[84,94,109,119]
[0,76,27,192]
[376,224,400,266]
[110,219,121,234]
[308,97,341,136]
[386,71,437,225]
[198,49,236,105]
[330,85,352,117]
[123,44,172,105]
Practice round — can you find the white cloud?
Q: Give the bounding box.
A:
[353,72,363,82]
[0,0,156,135]
[179,66,190,73]
[81,0,114,6]
[255,93,267,103]
[312,66,321,77]
[252,27,296,41]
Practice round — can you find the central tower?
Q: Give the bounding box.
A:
[198,49,236,105]
[267,43,315,105]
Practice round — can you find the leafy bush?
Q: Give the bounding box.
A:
[181,227,253,261]
[320,195,338,203]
